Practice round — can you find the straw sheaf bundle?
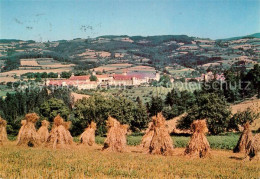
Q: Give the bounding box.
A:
[45,115,74,149]
[17,120,26,141]
[184,120,210,158]
[148,113,174,156]
[63,121,74,145]
[37,120,50,143]
[25,113,39,123]
[0,117,8,145]
[233,122,253,153]
[139,122,154,152]
[245,133,260,161]
[102,116,129,152]
[17,113,40,147]
[80,121,96,146]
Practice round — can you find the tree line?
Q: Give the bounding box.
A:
[0,65,259,136]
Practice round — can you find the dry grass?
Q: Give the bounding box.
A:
[0,142,259,178]
[71,92,90,104]
[166,113,190,134]
[102,116,129,152]
[127,66,156,72]
[148,113,174,156]
[96,51,111,58]
[20,60,39,66]
[139,122,154,152]
[233,122,253,153]
[246,133,260,161]
[184,120,211,158]
[0,76,18,82]
[94,63,132,72]
[16,113,40,147]
[37,120,50,143]
[0,117,8,145]
[231,99,260,130]
[79,121,96,146]
[45,115,74,149]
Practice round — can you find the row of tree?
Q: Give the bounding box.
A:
[204,64,260,102]
[0,88,149,136]
[1,65,259,136]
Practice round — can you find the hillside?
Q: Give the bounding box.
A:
[231,98,260,130]
[218,33,260,41]
[167,98,260,133]
[0,33,259,81]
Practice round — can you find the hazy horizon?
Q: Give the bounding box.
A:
[1,0,259,42]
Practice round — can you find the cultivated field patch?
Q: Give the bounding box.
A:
[94,63,132,72]
[20,59,39,66]
[0,140,258,178]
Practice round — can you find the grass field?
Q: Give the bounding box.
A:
[92,133,241,150]
[0,138,259,178]
[8,133,241,150]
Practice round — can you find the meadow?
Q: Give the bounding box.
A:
[0,134,259,178]
[90,133,241,150]
[7,133,241,150]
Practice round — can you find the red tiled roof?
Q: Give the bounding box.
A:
[49,80,67,86]
[49,80,97,86]
[113,72,156,80]
[113,74,133,80]
[69,75,90,81]
[127,72,156,79]
[96,74,109,78]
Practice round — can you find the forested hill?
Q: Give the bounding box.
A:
[0,33,259,72]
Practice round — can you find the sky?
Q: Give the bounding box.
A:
[0,0,259,41]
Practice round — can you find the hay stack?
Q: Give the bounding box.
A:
[184,120,210,158]
[139,122,154,152]
[233,122,253,153]
[0,117,8,145]
[37,120,50,143]
[45,115,74,149]
[245,133,260,161]
[80,121,96,146]
[17,120,26,141]
[63,121,74,145]
[17,113,40,147]
[148,113,174,156]
[102,116,128,152]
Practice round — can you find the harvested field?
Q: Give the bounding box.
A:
[126,66,156,72]
[77,49,96,57]
[0,141,259,178]
[231,99,260,130]
[71,92,90,104]
[20,59,39,66]
[0,67,73,76]
[19,58,75,70]
[0,76,18,83]
[94,63,132,72]
[109,65,156,73]
[96,51,111,58]
[166,99,260,133]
